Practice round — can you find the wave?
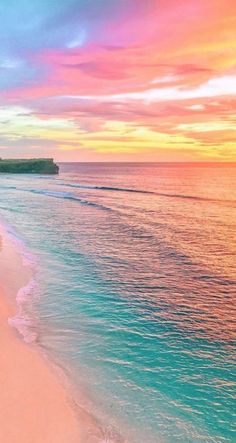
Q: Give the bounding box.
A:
[0,218,39,343]
[60,183,236,205]
[60,182,154,195]
[30,189,113,211]
[0,185,17,190]
[8,277,38,344]
[153,192,236,205]
[153,192,213,201]
[3,180,234,206]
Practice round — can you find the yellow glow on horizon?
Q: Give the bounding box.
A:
[1,104,236,162]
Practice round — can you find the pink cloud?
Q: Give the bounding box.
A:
[2,0,236,160]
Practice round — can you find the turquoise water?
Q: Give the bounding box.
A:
[0,163,235,442]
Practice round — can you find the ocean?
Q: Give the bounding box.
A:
[0,162,235,443]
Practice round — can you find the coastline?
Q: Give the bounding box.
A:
[0,223,103,443]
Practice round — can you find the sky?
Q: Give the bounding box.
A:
[0,0,236,162]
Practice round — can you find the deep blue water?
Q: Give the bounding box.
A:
[0,163,235,442]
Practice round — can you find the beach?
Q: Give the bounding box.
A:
[0,164,235,443]
[0,226,99,443]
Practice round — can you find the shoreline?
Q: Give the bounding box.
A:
[0,223,104,443]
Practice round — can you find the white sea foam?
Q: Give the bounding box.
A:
[0,217,39,343]
[8,312,38,343]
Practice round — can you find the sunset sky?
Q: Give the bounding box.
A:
[0,0,236,162]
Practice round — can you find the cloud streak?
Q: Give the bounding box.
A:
[1,0,236,161]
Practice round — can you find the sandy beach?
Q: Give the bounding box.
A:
[0,226,98,443]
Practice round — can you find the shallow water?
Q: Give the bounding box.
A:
[0,163,235,442]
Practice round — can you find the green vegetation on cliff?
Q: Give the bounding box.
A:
[0,158,59,174]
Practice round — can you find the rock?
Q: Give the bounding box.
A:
[0,158,59,174]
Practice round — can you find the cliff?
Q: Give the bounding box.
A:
[0,158,59,174]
